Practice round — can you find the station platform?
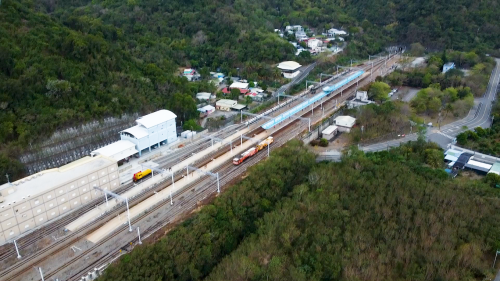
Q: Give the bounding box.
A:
[65,127,253,234]
[85,129,268,243]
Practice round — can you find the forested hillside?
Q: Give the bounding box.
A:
[1,0,500,182]
[99,140,500,281]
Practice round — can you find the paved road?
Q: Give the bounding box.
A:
[275,62,317,97]
[361,58,500,152]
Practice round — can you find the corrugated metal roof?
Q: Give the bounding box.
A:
[136,110,177,128]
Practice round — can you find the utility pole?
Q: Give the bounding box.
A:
[137,227,142,244]
[493,250,500,268]
[14,240,21,259]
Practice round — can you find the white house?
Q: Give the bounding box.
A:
[348,91,375,109]
[334,116,356,132]
[327,28,347,37]
[307,38,323,50]
[277,61,302,79]
[295,30,308,41]
[120,110,177,156]
[196,92,215,101]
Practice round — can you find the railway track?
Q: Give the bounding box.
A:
[1,55,397,280]
[58,112,305,281]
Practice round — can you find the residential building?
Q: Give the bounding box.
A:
[327,28,347,37]
[307,38,323,51]
[196,92,215,101]
[198,105,215,116]
[216,99,237,111]
[443,62,455,73]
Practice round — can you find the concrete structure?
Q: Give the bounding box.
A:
[91,140,138,162]
[277,61,302,79]
[198,105,215,116]
[348,91,375,109]
[0,155,118,244]
[321,125,338,140]
[216,99,237,111]
[443,62,455,73]
[334,116,356,132]
[196,92,214,101]
[120,110,177,156]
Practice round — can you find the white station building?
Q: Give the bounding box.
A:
[0,155,118,244]
[120,110,178,156]
[277,61,302,79]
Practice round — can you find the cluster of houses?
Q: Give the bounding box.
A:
[276,25,347,55]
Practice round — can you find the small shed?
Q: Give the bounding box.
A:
[321,125,338,140]
[334,116,356,133]
[216,99,237,111]
[198,105,215,116]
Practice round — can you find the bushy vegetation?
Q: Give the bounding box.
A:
[385,51,495,96]
[347,101,412,143]
[2,0,500,182]
[99,140,500,281]
[100,140,316,280]
[410,86,474,118]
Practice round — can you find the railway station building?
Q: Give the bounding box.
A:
[120,110,178,156]
[0,155,118,244]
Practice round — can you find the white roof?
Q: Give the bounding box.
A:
[231,104,247,110]
[334,116,356,128]
[198,105,215,112]
[196,92,212,99]
[249,88,264,93]
[322,125,338,135]
[277,61,302,71]
[466,160,492,170]
[444,154,458,162]
[0,156,115,206]
[216,99,237,107]
[122,125,149,139]
[91,140,137,158]
[230,82,249,89]
[136,110,177,128]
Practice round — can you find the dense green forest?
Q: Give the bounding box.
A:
[99,140,500,281]
[1,0,500,182]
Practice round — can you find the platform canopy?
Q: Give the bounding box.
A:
[91,140,138,161]
[136,110,177,128]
